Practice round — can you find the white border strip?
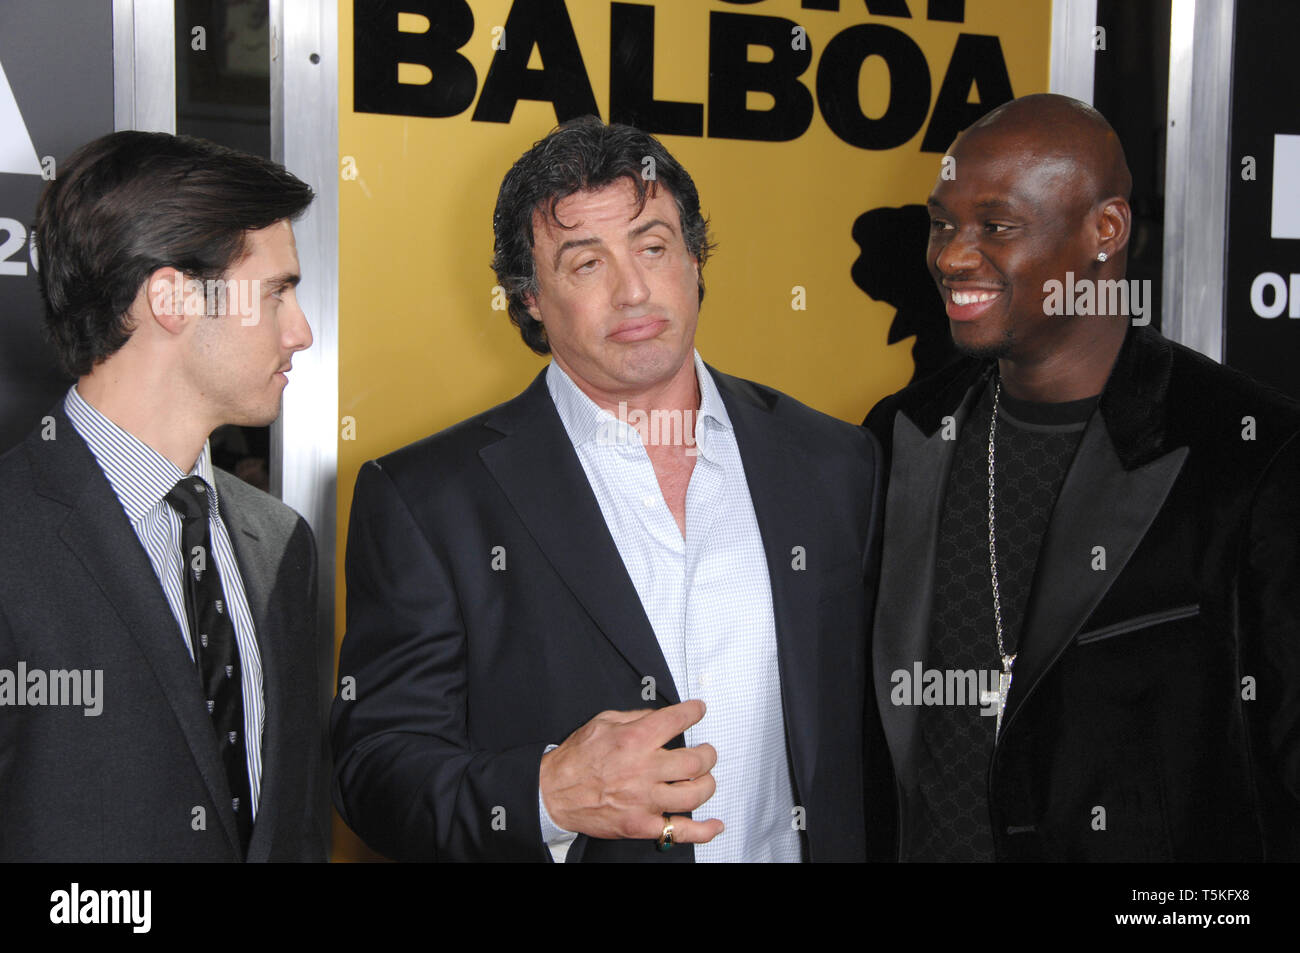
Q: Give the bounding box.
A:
[270,0,339,676]
[112,0,175,132]
[1049,0,1097,104]
[1162,0,1235,360]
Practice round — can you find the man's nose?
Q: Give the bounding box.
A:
[934,227,982,276]
[611,254,651,308]
[285,298,313,352]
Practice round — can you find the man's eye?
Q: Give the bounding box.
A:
[575,259,598,273]
[929,219,953,231]
[986,223,1012,233]
[643,245,666,256]
[270,289,284,301]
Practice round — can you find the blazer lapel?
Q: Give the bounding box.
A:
[33,412,242,855]
[997,326,1189,739]
[218,489,281,862]
[477,372,680,705]
[872,385,979,792]
[998,416,1187,739]
[714,372,824,802]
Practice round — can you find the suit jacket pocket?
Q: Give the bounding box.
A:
[1074,603,1200,646]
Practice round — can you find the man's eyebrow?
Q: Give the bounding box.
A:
[552,237,599,271]
[926,197,1017,212]
[629,218,676,239]
[550,218,677,271]
[263,272,301,291]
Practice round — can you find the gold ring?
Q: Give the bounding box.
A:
[656,821,674,852]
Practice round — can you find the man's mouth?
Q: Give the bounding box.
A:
[945,287,1003,322]
[608,318,668,342]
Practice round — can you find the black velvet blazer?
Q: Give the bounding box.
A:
[865,325,1300,861]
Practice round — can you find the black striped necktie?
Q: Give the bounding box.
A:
[165,475,253,856]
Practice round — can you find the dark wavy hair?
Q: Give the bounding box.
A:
[35,131,314,377]
[491,116,715,355]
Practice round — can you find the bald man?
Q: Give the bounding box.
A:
[863,93,1300,861]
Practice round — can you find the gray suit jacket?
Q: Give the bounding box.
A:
[0,405,328,861]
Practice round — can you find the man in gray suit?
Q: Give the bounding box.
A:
[0,132,328,861]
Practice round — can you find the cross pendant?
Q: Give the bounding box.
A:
[995,653,1016,737]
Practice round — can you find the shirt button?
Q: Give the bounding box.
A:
[642,494,656,508]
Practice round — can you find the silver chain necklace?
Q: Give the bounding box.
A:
[987,378,1016,738]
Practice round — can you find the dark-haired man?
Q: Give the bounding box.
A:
[0,131,328,861]
[865,93,1300,860]
[332,117,883,862]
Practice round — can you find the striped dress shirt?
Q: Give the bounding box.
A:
[541,353,801,863]
[64,386,265,817]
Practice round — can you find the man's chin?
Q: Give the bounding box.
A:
[618,341,693,383]
[228,404,281,429]
[950,323,1013,361]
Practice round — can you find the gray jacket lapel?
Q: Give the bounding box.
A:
[217,479,280,862]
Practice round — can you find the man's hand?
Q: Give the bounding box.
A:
[539,699,723,844]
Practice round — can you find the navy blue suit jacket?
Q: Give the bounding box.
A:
[331,366,884,862]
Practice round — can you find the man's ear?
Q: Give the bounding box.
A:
[1096,196,1132,259]
[143,266,201,334]
[524,291,542,324]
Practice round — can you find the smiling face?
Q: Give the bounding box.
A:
[186,219,312,427]
[926,132,1097,363]
[525,178,700,403]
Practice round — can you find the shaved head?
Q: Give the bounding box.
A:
[957,93,1132,208]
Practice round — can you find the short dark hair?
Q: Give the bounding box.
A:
[35,131,314,377]
[491,116,715,355]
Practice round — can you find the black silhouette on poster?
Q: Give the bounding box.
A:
[852,203,959,385]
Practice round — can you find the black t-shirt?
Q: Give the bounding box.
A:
[904,379,1097,862]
